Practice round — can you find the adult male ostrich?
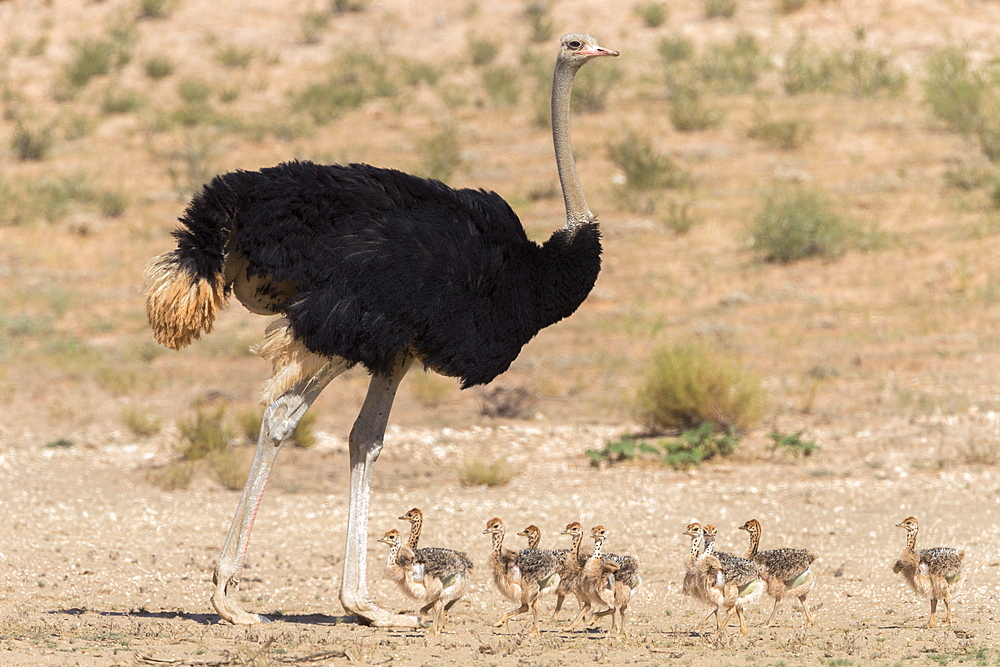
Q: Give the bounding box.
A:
[144,34,618,627]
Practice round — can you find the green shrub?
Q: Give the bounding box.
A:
[776,0,808,13]
[58,38,116,94]
[136,0,176,20]
[750,188,851,263]
[524,0,553,43]
[844,49,906,98]
[635,342,766,433]
[482,66,521,106]
[748,113,813,150]
[586,437,660,467]
[301,10,331,44]
[331,0,367,12]
[216,45,255,69]
[658,35,694,64]
[572,62,619,113]
[608,132,690,192]
[586,424,741,470]
[122,407,161,437]
[290,54,395,124]
[662,199,698,234]
[101,87,145,114]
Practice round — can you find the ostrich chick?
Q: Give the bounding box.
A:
[701,524,764,635]
[893,516,965,628]
[739,518,818,628]
[484,518,562,635]
[377,529,471,635]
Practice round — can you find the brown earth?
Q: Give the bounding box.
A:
[2,0,1000,665]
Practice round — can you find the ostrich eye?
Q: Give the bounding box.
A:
[568,40,582,49]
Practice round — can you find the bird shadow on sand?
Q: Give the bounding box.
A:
[49,607,366,627]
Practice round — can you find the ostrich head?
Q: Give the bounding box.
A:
[377,529,402,547]
[483,517,505,535]
[682,522,703,537]
[739,518,761,536]
[562,521,583,537]
[895,516,919,531]
[517,525,541,540]
[399,507,422,523]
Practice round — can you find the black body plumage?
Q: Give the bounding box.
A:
[173,160,601,387]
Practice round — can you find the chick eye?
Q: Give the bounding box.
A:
[568,40,582,49]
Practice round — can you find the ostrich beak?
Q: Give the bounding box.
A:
[580,46,619,58]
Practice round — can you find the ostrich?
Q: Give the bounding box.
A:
[143,34,618,627]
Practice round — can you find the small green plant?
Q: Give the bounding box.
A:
[844,49,907,98]
[45,438,74,449]
[586,437,660,467]
[635,2,668,28]
[635,342,766,433]
[662,199,697,234]
[769,431,819,458]
[661,423,739,470]
[776,0,808,13]
[704,0,736,19]
[290,55,395,124]
[143,55,175,79]
[750,188,851,263]
[608,132,690,193]
[458,456,519,487]
[60,37,116,92]
[177,78,213,105]
[571,62,619,113]
[696,33,769,94]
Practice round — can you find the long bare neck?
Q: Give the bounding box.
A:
[406,517,422,550]
[385,542,399,568]
[744,530,760,559]
[904,527,918,553]
[689,534,703,557]
[528,533,540,549]
[592,536,605,558]
[490,530,505,559]
[703,534,716,555]
[552,58,592,227]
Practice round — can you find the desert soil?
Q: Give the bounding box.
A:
[1,420,999,666]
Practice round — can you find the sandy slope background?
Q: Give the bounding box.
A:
[2,0,1000,664]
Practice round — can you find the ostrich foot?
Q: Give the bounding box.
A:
[211,589,271,625]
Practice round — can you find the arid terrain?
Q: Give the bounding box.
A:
[2,0,1000,665]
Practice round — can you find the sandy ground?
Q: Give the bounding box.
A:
[2,421,998,666]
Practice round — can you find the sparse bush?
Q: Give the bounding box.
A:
[482,66,521,106]
[696,33,769,94]
[58,38,116,95]
[776,0,808,13]
[658,35,694,64]
[216,45,255,69]
[331,0,367,12]
[177,78,213,105]
[635,2,668,28]
[12,123,53,161]
[136,0,176,20]
[122,407,161,437]
[844,49,907,98]
[635,341,766,433]
[923,46,989,136]
[750,188,853,263]
[704,0,736,19]
[143,55,174,79]
[669,86,724,132]
[469,37,500,67]
[608,132,690,192]
[572,62,619,112]
[749,113,813,150]
[662,199,697,234]
[478,386,536,419]
[301,10,331,44]
[401,60,441,86]
[416,126,462,182]
[458,456,519,487]
[943,164,990,191]
[524,0,553,43]
[177,403,233,460]
[783,38,835,95]
[290,54,395,123]
[101,86,145,114]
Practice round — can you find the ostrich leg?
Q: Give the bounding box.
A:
[212,359,350,624]
[340,352,420,626]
